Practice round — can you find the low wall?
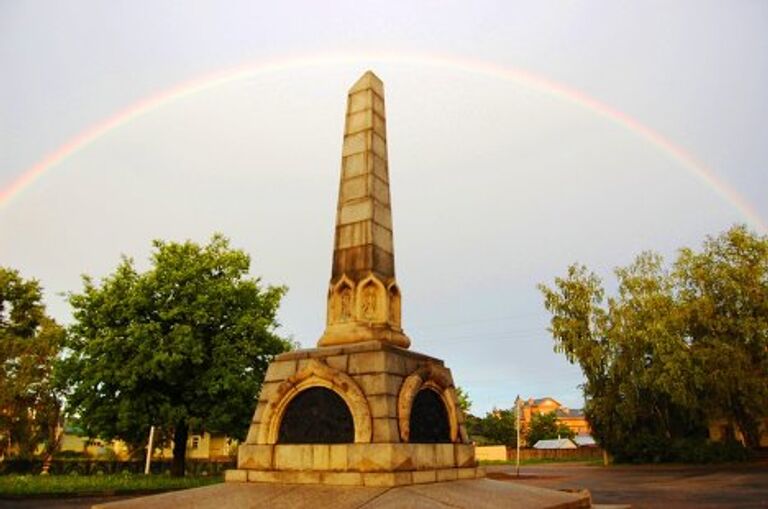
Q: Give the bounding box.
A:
[475,446,603,462]
[0,458,235,476]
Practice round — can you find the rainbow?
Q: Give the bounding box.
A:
[3,51,765,232]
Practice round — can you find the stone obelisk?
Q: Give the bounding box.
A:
[319,71,410,349]
[231,71,479,487]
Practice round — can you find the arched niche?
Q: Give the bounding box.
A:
[387,283,401,326]
[409,388,451,443]
[258,359,372,444]
[356,275,386,323]
[328,276,355,324]
[277,387,354,443]
[398,365,460,443]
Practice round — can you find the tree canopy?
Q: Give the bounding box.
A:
[539,225,767,461]
[0,267,64,459]
[466,407,518,447]
[59,235,293,475]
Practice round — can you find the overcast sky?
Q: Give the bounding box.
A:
[2,1,767,414]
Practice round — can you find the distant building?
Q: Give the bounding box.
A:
[58,424,236,460]
[533,438,577,449]
[520,397,591,435]
[707,418,768,447]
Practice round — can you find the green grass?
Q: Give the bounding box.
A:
[480,456,604,466]
[0,473,222,497]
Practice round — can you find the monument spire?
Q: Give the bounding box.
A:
[318,71,410,349]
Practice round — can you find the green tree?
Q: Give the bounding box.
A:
[454,386,472,414]
[59,235,293,476]
[674,225,768,448]
[0,268,64,458]
[481,407,518,447]
[539,225,767,461]
[525,411,574,447]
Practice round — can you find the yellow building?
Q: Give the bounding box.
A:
[58,424,236,460]
[521,397,591,436]
[708,418,768,447]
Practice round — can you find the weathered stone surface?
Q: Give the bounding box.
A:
[363,471,412,487]
[264,360,297,382]
[224,469,246,482]
[412,469,437,484]
[319,71,410,349]
[238,444,273,470]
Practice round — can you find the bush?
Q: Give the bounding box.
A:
[613,434,750,464]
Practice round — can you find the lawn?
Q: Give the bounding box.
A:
[480,456,604,466]
[0,473,222,497]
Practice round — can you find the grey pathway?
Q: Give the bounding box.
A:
[488,462,768,509]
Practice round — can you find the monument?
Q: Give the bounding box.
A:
[96,70,596,509]
[226,71,482,486]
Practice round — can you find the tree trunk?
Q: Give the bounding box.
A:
[171,421,188,477]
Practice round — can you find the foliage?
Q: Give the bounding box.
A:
[0,473,221,497]
[467,407,519,446]
[525,411,575,447]
[539,225,768,461]
[454,386,472,414]
[0,267,65,459]
[59,235,293,475]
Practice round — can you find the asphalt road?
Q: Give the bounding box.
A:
[488,461,768,508]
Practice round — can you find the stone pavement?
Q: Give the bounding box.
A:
[93,478,593,508]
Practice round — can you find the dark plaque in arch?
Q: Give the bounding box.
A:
[277,387,354,443]
[409,389,451,443]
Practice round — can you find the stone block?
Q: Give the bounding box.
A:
[321,472,364,486]
[346,110,374,135]
[325,354,348,371]
[363,472,411,487]
[372,94,385,117]
[329,444,349,470]
[263,360,297,382]
[457,467,477,479]
[280,471,322,484]
[411,469,437,484]
[312,444,330,470]
[435,444,456,467]
[274,444,313,471]
[224,469,247,482]
[372,417,400,442]
[257,382,282,403]
[412,443,437,470]
[367,394,397,419]
[244,422,260,444]
[371,133,387,160]
[336,221,371,250]
[436,468,458,482]
[248,470,280,483]
[371,223,393,254]
[372,154,388,182]
[342,131,367,156]
[353,373,403,396]
[348,351,405,376]
[238,444,273,470]
[341,175,368,203]
[348,90,373,114]
[372,113,386,138]
[343,153,368,179]
[371,175,391,203]
[454,444,476,468]
[339,200,373,225]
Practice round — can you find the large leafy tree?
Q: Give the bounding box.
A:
[59,235,293,475]
[539,225,767,460]
[0,268,64,459]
